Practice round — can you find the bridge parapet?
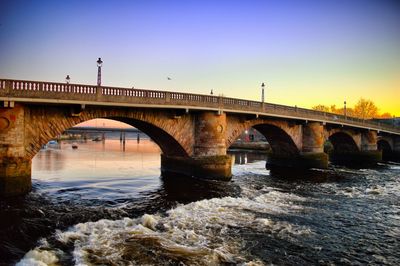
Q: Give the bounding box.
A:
[1,78,399,135]
[0,80,5,91]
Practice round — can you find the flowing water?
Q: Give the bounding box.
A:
[0,137,399,265]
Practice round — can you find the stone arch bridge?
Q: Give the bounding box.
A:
[1,79,399,197]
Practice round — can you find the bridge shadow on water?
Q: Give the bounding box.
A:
[229,149,343,183]
[266,160,392,185]
[159,173,241,204]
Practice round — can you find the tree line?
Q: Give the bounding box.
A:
[312,98,394,119]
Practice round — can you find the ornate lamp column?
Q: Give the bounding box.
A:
[97,57,103,86]
[261,82,265,103]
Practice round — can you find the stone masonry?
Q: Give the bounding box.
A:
[0,102,398,197]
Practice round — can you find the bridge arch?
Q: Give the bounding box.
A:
[252,124,299,156]
[25,106,193,159]
[328,132,359,153]
[226,117,301,156]
[112,117,188,157]
[377,139,392,161]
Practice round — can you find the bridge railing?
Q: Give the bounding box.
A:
[0,78,399,133]
[0,80,99,101]
[263,102,398,132]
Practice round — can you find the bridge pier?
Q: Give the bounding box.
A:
[161,154,232,180]
[329,150,382,166]
[359,131,382,165]
[266,122,328,169]
[0,158,31,197]
[0,106,32,197]
[161,112,232,180]
[329,131,382,166]
[391,136,400,162]
[266,153,328,169]
[300,122,328,168]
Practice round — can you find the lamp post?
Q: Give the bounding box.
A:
[65,75,70,84]
[261,82,265,103]
[344,100,347,119]
[97,57,103,86]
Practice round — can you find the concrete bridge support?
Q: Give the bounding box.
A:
[0,106,31,197]
[161,112,232,180]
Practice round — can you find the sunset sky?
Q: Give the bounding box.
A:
[0,0,399,128]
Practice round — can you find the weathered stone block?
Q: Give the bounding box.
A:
[161,154,232,181]
[302,122,324,153]
[329,150,382,167]
[194,112,227,157]
[266,152,328,169]
[381,151,400,162]
[0,158,31,197]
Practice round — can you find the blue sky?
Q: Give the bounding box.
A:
[1,0,399,114]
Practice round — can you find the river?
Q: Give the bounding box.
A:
[0,136,399,265]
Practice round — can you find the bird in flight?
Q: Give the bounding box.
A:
[167,77,172,80]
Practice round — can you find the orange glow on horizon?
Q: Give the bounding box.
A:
[75,119,133,128]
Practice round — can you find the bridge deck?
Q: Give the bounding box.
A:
[1,78,399,135]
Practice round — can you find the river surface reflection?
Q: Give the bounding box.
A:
[32,139,162,203]
[0,139,399,265]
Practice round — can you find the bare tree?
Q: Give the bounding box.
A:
[312,104,330,112]
[353,98,378,119]
[336,107,355,117]
[312,98,393,119]
[378,112,392,118]
[312,98,389,119]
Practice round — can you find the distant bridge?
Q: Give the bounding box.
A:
[65,126,140,134]
[1,78,399,197]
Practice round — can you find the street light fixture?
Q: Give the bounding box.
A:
[261,82,265,103]
[97,57,103,86]
[65,75,70,84]
[344,100,347,119]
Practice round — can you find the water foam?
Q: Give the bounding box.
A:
[16,249,59,266]
[256,218,312,236]
[232,160,269,176]
[18,186,312,265]
[17,161,316,265]
[324,180,400,199]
